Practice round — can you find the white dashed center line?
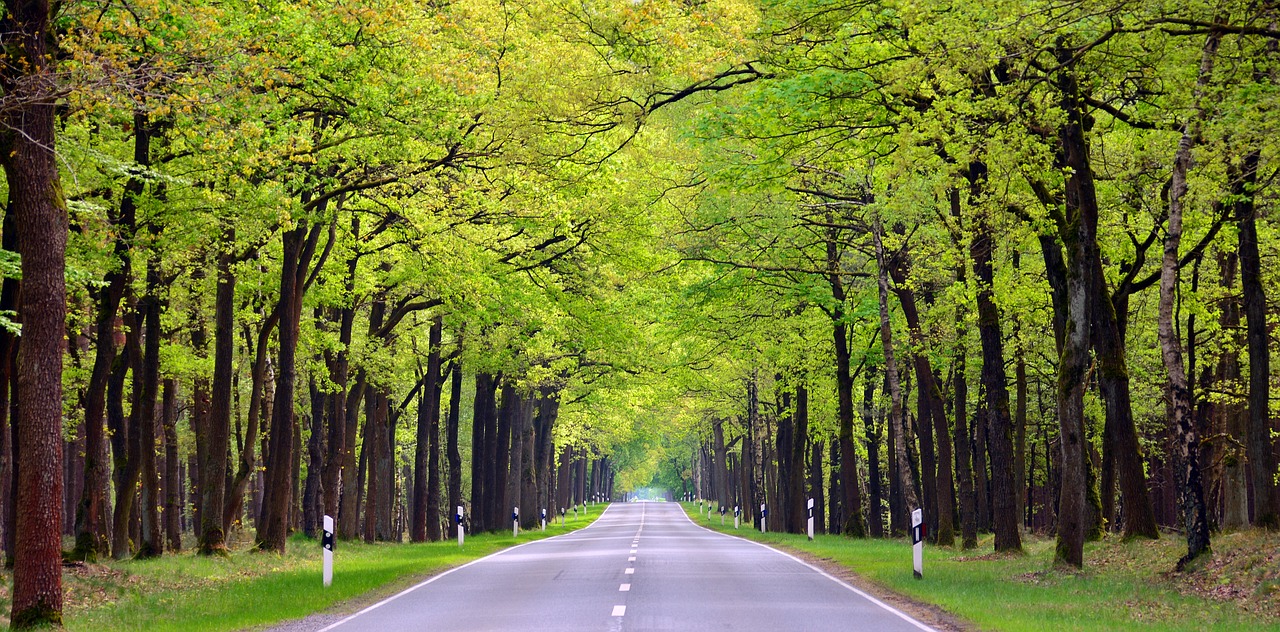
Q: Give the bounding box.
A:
[625,567,635,575]
[628,556,635,562]
[619,583,631,591]
[612,605,626,617]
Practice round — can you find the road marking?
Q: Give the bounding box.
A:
[628,556,635,561]
[619,583,631,591]
[612,605,626,616]
[625,567,634,574]
[315,505,612,632]
[677,507,936,632]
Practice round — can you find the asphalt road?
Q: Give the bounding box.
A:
[318,501,934,632]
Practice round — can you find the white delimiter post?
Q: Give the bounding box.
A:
[734,505,740,529]
[457,506,465,547]
[541,508,547,531]
[513,507,520,538]
[322,515,334,587]
[911,508,924,579]
[760,503,767,533]
[807,498,815,540]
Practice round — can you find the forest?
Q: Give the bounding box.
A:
[0,0,1277,626]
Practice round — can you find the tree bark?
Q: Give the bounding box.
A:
[828,226,866,537]
[446,358,464,538]
[162,379,182,551]
[413,318,443,541]
[1159,31,1218,568]
[1052,50,1096,567]
[258,221,323,552]
[967,170,1022,553]
[2,0,67,612]
[1236,148,1277,529]
[873,220,920,523]
[136,253,165,560]
[862,371,883,537]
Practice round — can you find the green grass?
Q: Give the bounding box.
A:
[0,514,596,631]
[681,503,1280,631]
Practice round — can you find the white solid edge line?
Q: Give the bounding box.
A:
[678,505,936,632]
[316,503,615,632]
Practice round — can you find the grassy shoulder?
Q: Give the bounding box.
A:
[680,502,1279,631]
[0,513,599,631]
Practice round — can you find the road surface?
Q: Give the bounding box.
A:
[318,502,934,631]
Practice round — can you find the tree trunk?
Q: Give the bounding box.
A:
[3,6,67,613]
[1159,31,1218,568]
[1052,50,1096,567]
[863,372,883,537]
[303,373,325,538]
[789,384,809,535]
[470,372,495,531]
[413,318,443,542]
[493,384,514,530]
[968,174,1022,553]
[829,230,866,537]
[446,358,463,538]
[873,220,920,525]
[1236,148,1277,529]
[199,231,236,553]
[136,253,165,560]
[162,379,182,552]
[258,221,323,552]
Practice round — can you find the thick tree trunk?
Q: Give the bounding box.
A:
[3,10,67,614]
[1052,52,1096,567]
[199,233,236,554]
[258,222,322,552]
[830,242,866,537]
[1090,263,1160,540]
[968,177,1022,554]
[412,318,443,542]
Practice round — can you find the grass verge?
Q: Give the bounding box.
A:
[681,502,1279,631]
[0,514,598,631]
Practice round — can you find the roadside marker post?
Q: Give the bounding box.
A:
[456,506,465,547]
[541,508,547,531]
[734,505,740,529]
[807,498,815,541]
[322,514,334,587]
[911,508,924,580]
[760,504,768,533]
[720,505,726,526]
[513,507,520,538]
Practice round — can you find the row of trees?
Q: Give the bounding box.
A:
[0,0,743,625]
[2,0,1278,627]
[649,0,1279,574]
